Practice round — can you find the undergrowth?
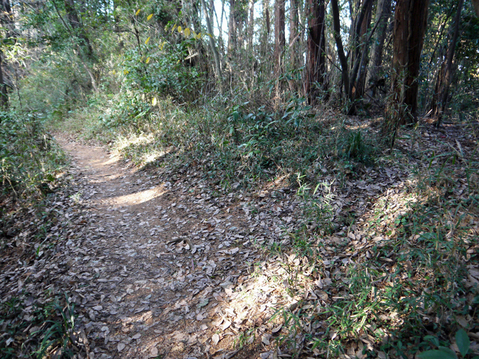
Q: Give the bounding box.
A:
[54,90,378,192]
[0,110,66,201]
[0,293,77,359]
[0,110,77,358]
[46,84,479,358]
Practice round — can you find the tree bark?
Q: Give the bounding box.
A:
[387,0,429,134]
[366,0,392,96]
[200,0,223,93]
[430,0,464,124]
[0,53,7,110]
[289,0,299,66]
[0,0,15,110]
[228,0,237,55]
[304,0,326,104]
[472,0,479,17]
[274,0,285,102]
[331,0,351,101]
[248,0,255,51]
[261,0,270,58]
[64,0,95,62]
[349,0,373,101]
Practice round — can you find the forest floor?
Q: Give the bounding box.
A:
[7,133,305,359]
[1,117,479,359]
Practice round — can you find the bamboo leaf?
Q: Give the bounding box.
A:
[419,349,457,359]
[135,9,141,16]
[171,24,177,33]
[184,28,191,37]
[146,57,150,64]
[456,329,470,357]
[147,14,153,21]
[196,32,202,39]
[152,97,157,106]
[177,26,182,33]
[145,37,150,45]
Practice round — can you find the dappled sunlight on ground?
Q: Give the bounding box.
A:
[115,133,155,152]
[44,121,479,358]
[104,186,167,207]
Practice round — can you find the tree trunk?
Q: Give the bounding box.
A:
[287,0,299,94]
[304,0,326,105]
[331,0,351,102]
[355,0,374,98]
[248,0,255,51]
[64,0,95,62]
[228,0,237,55]
[274,0,285,102]
[386,0,429,137]
[289,0,299,66]
[430,0,464,124]
[0,53,7,110]
[200,0,223,93]
[472,0,479,17]
[261,0,270,58]
[349,0,373,101]
[0,0,15,110]
[366,0,392,96]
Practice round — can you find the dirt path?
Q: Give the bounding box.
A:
[54,135,302,359]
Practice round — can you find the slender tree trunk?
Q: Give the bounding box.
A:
[274,0,285,103]
[236,9,245,52]
[348,0,373,102]
[386,0,429,142]
[0,53,7,110]
[366,0,392,96]
[331,0,351,101]
[287,0,299,93]
[304,0,326,104]
[261,0,270,57]
[200,0,223,93]
[248,0,255,51]
[228,0,237,55]
[289,0,299,65]
[353,0,373,99]
[430,0,464,125]
[0,0,15,110]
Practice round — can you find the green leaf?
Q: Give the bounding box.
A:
[455,329,470,357]
[419,348,457,359]
[45,173,55,182]
[197,298,209,308]
[424,335,440,348]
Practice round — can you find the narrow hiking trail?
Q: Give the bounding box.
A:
[53,134,304,359]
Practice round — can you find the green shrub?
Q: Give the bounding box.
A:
[0,111,66,199]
